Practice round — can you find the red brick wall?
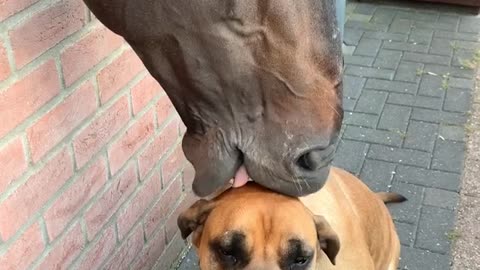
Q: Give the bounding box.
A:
[0,0,198,269]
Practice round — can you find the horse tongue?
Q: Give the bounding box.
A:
[232,165,250,188]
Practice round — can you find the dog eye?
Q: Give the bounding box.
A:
[289,256,311,269]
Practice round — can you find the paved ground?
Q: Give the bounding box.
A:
[174,0,480,269]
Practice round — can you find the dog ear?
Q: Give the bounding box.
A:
[177,199,216,241]
[313,215,340,265]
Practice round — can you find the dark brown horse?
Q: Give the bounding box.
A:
[82,0,343,197]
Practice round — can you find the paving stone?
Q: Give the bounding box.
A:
[395,10,415,20]
[451,40,480,50]
[411,108,467,125]
[399,246,451,270]
[177,249,199,270]
[449,77,475,89]
[429,38,454,56]
[403,52,451,65]
[419,74,445,97]
[414,20,457,31]
[354,89,388,114]
[389,18,413,34]
[345,20,388,32]
[438,124,465,141]
[348,13,373,22]
[388,181,424,224]
[383,40,429,53]
[370,7,397,24]
[434,30,480,42]
[395,165,461,192]
[343,45,356,56]
[408,28,434,44]
[365,79,417,94]
[424,64,475,79]
[444,88,472,113]
[343,97,356,112]
[343,126,403,147]
[353,3,377,15]
[437,14,460,25]
[332,140,368,175]
[387,93,442,110]
[345,66,395,80]
[424,188,459,210]
[368,145,431,168]
[363,31,407,42]
[378,104,411,133]
[344,55,375,67]
[394,221,416,246]
[343,29,364,46]
[343,75,366,99]
[432,139,465,173]
[416,206,454,254]
[373,49,402,69]
[452,49,477,67]
[355,38,382,57]
[395,61,423,83]
[459,17,480,33]
[359,159,396,192]
[413,11,439,22]
[404,120,438,152]
[343,112,378,128]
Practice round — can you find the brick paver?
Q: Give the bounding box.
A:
[175,0,480,269]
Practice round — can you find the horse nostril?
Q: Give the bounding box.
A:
[296,150,324,171]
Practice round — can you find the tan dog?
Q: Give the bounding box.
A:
[178,167,406,270]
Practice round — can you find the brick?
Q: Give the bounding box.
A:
[444,88,471,113]
[343,29,363,46]
[383,41,429,53]
[394,61,423,83]
[103,224,144,270]
[395,165,460,191]
[343,75,365,99]
[354,89,387,114]
[156,94,176,125]
[343,112,378,128]
[404,121,438,152]
[419,74,444,97]
[354,38,381,57]
[365,78,417,94]
[182,163,196,192]
[131,229,166,270]
[77,225,116,270]
[73,96,130,168]
[161,144,186,187]
[373,49,402,69]
[138,119,179,179]
[370,7,396,24]
[0,0,39,21]
[368,145,430,168]
[0,60,60,138]
[144,177,182,238]
[387,93,442,110]
[85,162,137,239]
[434,30,480,42]
[345,66,394,80]
[429,38,454,56]
[332,140,368,175]
[0,148,72,240]
[165,193,198,244]
[377,104,411,132]
[62,26,124,86]
[9,0,85,67]
[344,20,388,32]
[408,28,434,45]
[424,188,459,210]
[117,172,161,239]
[45,158,107,240]
[388,181,423,224]
[27,81,97,162]
[363,31,407,41]
[394,221,415,246]
[0,42,10,81]
[359,159,396,192]
[158,233,189,270]
[389,19,412,34]
[343,126,403,147]
[0,223,44,270]
[403,52,451,65]
[415,206,454,254]
[438,125,465,141]
[97,49,144,104]
[0,137,27,193]
[38,223,84,270]
[411,108,467,125]
[449,77,474,89]
[108,110,154,174]
[343,55,374,67]
[432,140,465,173]
[424,64,474,79]
[399,246,450,270]
[131,75,162,115]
